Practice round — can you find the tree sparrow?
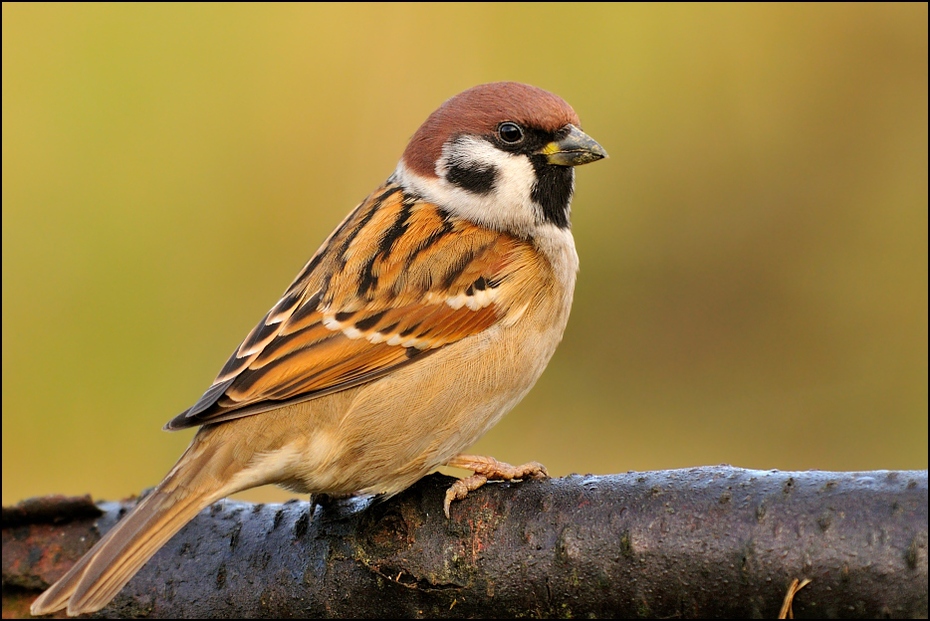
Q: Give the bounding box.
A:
[30,81,607,616]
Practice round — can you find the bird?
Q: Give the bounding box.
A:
[30,81,607,616]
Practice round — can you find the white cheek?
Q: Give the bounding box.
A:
[393,138,542,235]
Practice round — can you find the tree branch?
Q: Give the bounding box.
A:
[3,467,927,618]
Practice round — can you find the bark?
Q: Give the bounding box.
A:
[3,467,927,618]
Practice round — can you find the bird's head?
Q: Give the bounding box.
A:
[394,82,607,235]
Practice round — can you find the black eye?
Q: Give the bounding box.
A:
[498,122,524,144]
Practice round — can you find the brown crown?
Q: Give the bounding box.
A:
[401,82,581,178]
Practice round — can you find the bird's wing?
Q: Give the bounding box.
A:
[165,182,547,430]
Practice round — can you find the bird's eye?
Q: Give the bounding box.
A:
[498,122,524,144]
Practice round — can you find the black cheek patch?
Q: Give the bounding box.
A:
[446,163,498,195]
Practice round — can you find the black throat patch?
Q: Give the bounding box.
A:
[530,157,574,229]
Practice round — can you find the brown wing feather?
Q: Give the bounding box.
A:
[165,182,545,430]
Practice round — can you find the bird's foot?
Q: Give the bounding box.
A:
[442,454,548,517]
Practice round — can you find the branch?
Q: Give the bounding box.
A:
[3,467,927,618]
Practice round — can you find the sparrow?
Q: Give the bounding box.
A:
[30,81,607,616]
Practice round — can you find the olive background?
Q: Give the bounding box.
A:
[3,4,927,505]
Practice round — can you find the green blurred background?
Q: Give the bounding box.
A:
[3,4,927,506]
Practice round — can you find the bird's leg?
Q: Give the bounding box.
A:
[309,492,335,515]
[442,454,548,517]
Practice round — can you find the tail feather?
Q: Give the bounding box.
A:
[30,442,232,616]
[73,490,214,614]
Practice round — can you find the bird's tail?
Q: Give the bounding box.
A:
[30,436,237,616]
